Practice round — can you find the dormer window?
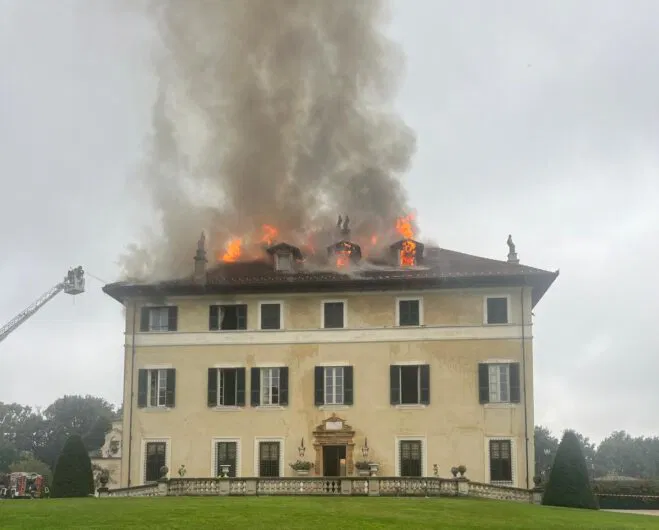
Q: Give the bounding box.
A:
[327,241,362,268]
[266,242,303,273]
[389,240,424,268]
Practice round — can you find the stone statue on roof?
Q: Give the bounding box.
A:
[507,234,515,254]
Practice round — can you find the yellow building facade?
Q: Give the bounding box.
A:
[103,235,557,490]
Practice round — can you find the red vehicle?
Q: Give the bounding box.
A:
[0,472,47,499]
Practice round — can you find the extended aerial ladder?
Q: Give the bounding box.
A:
[0,266,85,344]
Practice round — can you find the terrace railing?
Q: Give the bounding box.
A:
[99,476,544,504]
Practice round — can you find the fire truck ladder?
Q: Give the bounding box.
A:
[0,266,85,344]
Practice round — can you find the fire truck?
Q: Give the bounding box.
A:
[1,472,48,499]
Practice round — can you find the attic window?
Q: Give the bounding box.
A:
[275,253,293,272]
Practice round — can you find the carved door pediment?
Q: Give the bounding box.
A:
[312,414,356,476]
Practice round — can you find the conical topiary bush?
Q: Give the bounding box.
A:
[542,430,598,509]
[51,434,95,498]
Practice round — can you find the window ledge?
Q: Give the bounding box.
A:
[139,330,175,334]
[394,404,428,410]
[142,407,172,412]
[255,405,285,411]
[484,322,511,326]
[211,406,243,412]
[491,481,514,487]
[318,405,350,411]
[484,403,519,409]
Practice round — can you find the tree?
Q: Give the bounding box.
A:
[0,439,18,473]
[534,426,559,479]
[51,434,94,498]
[8,456,53,487]
[542,430,598,510]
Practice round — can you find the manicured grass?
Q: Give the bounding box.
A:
[1,496,657,529]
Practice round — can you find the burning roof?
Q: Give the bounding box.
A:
[104,215,559,309]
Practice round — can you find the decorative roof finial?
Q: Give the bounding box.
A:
[341,215,350,236]
[506,234,519,264]
[193,231,208,284]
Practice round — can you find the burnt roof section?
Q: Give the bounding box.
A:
[103,246,559,308]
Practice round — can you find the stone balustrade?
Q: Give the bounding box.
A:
[100,477,544,504]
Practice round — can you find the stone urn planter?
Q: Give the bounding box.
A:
[368,463,379,476]
[355,461,370,477]
[289,460,313,476]
[219,464,231,478]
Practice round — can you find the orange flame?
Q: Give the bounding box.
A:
[222,238,242,262]
[400,240,416,267]
[336,249,351,268]
[261,224,278,246]
[396,214,416,267]
[396,214,414,239]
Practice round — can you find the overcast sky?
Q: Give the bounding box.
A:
[1,0,657,444]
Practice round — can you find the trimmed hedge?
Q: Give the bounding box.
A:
[596,494,659,510]
[593,480,659,510]
[51,434,94,498]
[593,479,659,496]
[542,430,598,509]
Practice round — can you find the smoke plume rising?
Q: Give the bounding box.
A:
[121,0,416,280]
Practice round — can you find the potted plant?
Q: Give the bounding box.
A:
[98,468,110,489]
[533,475,542,487]
[289,460,313,476]
[178,464,187,477]
[457,465,467,478]
[159,465,169,481]
[450,466,459,478]
[355,461,371,477]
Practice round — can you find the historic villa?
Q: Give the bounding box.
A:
[102,221,558,489]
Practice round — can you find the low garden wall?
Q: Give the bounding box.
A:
[100,476,543,504]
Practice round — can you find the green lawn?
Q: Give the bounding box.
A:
[1,496,657,529]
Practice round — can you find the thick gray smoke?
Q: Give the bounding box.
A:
[121,0,416,280]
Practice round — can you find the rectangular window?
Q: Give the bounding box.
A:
[216,441,237,477]
[149,369,168,407]
[486,297,509,324]
[398,299,420,326]
[218,369,237,406]
[140,306,177,332]
[489,364,510,403]
[208,368,245,407]
[323,302,345,329]
[261,368,281,406]
[390,365,430,405]
[399,440,422,477]
[210,304,247,330]
[489,440,513,482]
[137,368,176,408]
[259,441,280,477]
[260,303,281,330]
[478,363,520,404]
[145,442,166,483]
[324,367,344,405]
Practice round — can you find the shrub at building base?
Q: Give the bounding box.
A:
[542,430,598,510]
[51,434,95,498]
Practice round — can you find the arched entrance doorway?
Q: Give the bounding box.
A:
[312,414,355,477]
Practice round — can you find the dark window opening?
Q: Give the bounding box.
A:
[399,300,420,326]
[145,442,166,483]
[260,303,281,330]
[219,369,238,406]
[259,442,280,477]
[400,440,422,477]
[323,302,344,329]
[210,304,247,330]
[489,440,513,482]
[400,365,420,404]
[487,297,508,324]
[216,442,237,477]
